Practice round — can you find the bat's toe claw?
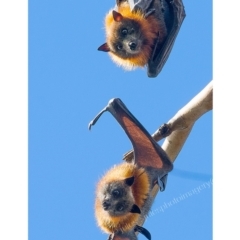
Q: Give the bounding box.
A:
[158,174,168,192]
[134,225,151,240]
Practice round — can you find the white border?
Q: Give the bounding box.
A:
[213,0,240,239]
[0,1,28,239]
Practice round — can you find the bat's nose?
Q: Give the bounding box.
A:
[129,41,137,50]
[102,201,111,210]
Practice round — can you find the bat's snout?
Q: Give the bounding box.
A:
[102,200,111,210]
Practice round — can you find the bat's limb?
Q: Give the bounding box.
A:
[157,174,168,192]
[88,107,108,130]
[134,225,151,240]
[155,123,173,139]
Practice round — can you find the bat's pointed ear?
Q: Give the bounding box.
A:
[112,10,124,22]
[130,204,141,214]
[125,176,134,186]
[98,43,110,52]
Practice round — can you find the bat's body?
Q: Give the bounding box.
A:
[89,98,173,239]
[98,0,185,77]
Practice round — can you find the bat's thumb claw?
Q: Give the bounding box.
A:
[88,121,93,130]
[88,107,108,131]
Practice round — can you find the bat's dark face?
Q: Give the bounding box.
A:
[109,18,144,58]
[100,180,134,216]
[98,9,162,70]
[97,176,141,217]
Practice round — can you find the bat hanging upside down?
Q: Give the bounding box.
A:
[98,0,186,77]
[89,98,173,240]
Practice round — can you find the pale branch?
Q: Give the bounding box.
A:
[161,80,212,162]
[136,80,213,227]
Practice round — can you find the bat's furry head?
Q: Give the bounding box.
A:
[95,163,150,233]
[98,3,167,70]
[97,176,141,216]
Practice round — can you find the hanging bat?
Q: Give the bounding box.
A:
[89,98,173,239]
[98,0,186,77]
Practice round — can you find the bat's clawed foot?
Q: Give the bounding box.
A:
[158,174,169,192]
[157,123,172,139]
[107,225,151,240]
[145,8,156,18]
[134,225,151,240]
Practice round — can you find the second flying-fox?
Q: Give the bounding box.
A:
[89,98,173,240]
[98,0,186,77]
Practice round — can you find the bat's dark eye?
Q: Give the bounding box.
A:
[112,189,121,197]
[116,44,123,50]
[129,28,135,34]
[116,204,124,212]
[121,28,128,36]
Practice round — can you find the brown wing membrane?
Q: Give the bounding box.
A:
[88,98,172,172]
[147,0,186,77]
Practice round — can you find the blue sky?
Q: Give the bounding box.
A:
[1,0,240,240]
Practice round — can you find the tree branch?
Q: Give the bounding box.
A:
[127,80,213,227]
[160,80,212,162]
